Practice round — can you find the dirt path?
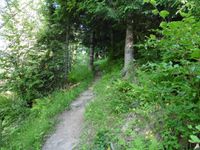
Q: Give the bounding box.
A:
[42,87,95,150]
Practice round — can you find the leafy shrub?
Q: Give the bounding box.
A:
[0,95,28,146]
[93,130,111,150]
[134,16,200,149]
[79,68,162,150]
[68,64,93,83]
[80,16,200,150]
[108,80,135,113]
[1,78,91,149]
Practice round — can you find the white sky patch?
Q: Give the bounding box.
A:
[0,0,44,51]
[0,0,6,11]
[0,0,6,25]
[0,0,7,50]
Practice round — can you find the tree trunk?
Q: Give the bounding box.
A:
[89,31,95,71]
[123,22,134,78]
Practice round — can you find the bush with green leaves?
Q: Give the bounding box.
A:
[68,64,92,83]
[135,62,200,149]
[0,94,28,147]
[80,14,200,150]
[0,74,92,149]
[189,125,200,144]
[134,15,200,149]
[79,66,162,150]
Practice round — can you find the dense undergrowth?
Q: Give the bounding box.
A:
[0,64,93,150]
[0,0,199,150]
[79,16,200,150]
[79,60,163,150]
[79,59,199,150]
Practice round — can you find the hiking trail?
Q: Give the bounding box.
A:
[42,80,97,150]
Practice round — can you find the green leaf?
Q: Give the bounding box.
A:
[150,0,157,6]
[160,21,167,28]
[150,34,156,40]
[188,125,193,129]
[143,0,149,3]
[152,9,159,15]
[196,125,200,131]
[179,11,190,18]
[189,135,200,143]
[159,10,169,19]
[191,49,200,59]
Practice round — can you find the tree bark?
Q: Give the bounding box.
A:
[89,31,95,71]
[123,21,134,78]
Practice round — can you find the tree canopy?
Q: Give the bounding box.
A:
[0,0,199,149]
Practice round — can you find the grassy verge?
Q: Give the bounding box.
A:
[1,64,93,150]
[78,61,162,150]
[1,79,92,150]
[79,60,200,150]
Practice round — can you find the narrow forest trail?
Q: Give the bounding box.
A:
[42,78,98,150]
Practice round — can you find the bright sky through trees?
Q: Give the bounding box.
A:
[0,0,43,51]
[0,0,6,50]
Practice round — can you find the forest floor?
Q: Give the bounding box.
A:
[42,76,99,150]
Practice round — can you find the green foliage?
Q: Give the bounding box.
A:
[93,130,111,150]
[79,65,162,149]
[159,18,200,62]
[159,10,169,19]
[128,137,162,150]
[68,53,93,83]
[1,0,200,149]
[78,64,122,149]
[1,77,92,149]
[0,95,28,142]
[190,135,200,143]
[80,60,199,150]
[109,80,135,113]
[80,5,200,149]
[136,64,200,149]
[0,0,68,103]
[135,10,200,149]
[189,125,200,144]
[69,64,92,83]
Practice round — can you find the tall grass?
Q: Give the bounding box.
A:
[78,60,161,150]
[1,64,93,150]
